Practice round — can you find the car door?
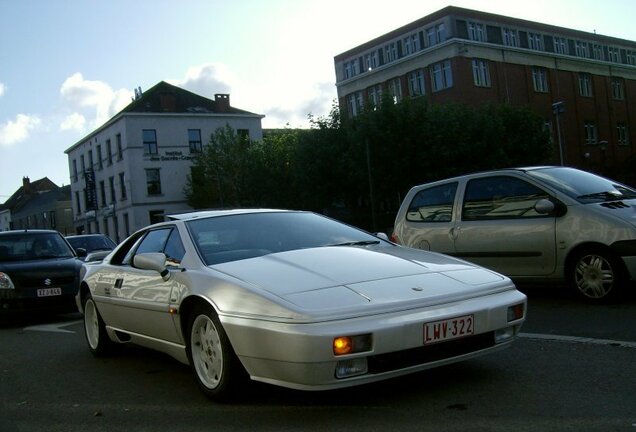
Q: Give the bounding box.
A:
[106,227,185,343]
[398,181,459,254]
[453,174,557,277]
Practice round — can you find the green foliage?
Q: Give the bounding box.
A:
[184,101,553,230]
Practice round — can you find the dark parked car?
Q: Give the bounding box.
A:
[0,230,82,314]
[66,234,117,262]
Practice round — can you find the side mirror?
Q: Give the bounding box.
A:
[76,247,87,258]
[133,252,171,281]
[375,232,390,241]
[534,199,555,215]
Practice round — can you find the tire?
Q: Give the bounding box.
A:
[568,247,625,302]
[186,304,246,401]
[83,293,113,356]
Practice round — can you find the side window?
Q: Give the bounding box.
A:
[164,229,186,266]
[462,176,549,220]
[407,182,458,222]
[135,229,171,255]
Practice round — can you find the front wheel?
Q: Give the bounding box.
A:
[568,248,625,302]
[186,304,246,401]
[83,293,113,356]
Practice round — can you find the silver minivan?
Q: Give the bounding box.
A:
[392,166,636,302]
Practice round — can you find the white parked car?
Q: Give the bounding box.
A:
[77,209,526,401]
[393,166,636,302]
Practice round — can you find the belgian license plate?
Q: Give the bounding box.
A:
[423,314,474,344]
[37,288,62,297]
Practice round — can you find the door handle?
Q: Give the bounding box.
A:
[449,227,460,240]
[114,278,123,289]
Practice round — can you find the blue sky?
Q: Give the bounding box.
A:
[1,0,635,203]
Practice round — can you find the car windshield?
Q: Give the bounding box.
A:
[0,232,75,262]
[186,211,388,265]
[527,167,636,203]
[67,235,116,252]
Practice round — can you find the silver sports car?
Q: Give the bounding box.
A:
[77,209,526,401]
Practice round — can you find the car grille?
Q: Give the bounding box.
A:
[367,332,495,374]
[11,274,76,290]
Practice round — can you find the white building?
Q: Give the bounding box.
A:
[64,81,264,241]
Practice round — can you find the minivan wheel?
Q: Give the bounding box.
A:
[568,248,624,302]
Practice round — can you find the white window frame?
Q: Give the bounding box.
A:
[584,121,598,145]
[472,59,491,87]
[617,123,629,146]
[528,33,543,50]
[592,44,604,61]
[364,52,378,71]
[402,33,420,56]
[388,78,402,103]
[611,78,625,100]
[626,50,636,66]
[384,42,398,63]
[367,85,383,107]
[532,67,549,93]
[608,47,621,63]
[468,22,485,42]
[554,37,568,55]
[408,69,426,97]
[431,60,453,92]
[502,28,519,47]
[578,73,593,97]
[575,41,589,58]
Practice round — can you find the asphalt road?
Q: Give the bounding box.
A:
[1,287,635,432]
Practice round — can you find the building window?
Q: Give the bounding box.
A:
[116,133,123,160]
[344,59,360,79]
[627,50,636,66]
[100,181,106,207]
[72,159,78,182]
[96,145,103,170]
[472,59,491,87]
[74,191,81,215]
[430,60,453,92]
[408,69,426,97]
[578,73,593,97]
[528,32,543,50]
[502,28,518,47]
[149,210,165,225]
[592,44,604,61]
[106,139,113,165]
[364,51,379,71]
[426,23,445,47]
[388,78,402,103]
[584,121,598,145]
[608,47,620,63]
[143,129,158,155]
[467,22,485,42]
[80,155,86,177]
[617,123,629,146]
[146,169,162,195]
[575,41,589,58]
[402,33,420,56]
[188,129,202,153]
[119,172,127,200]
[103,218,109,238]
[532,67,549,93]
[88,150,94,171]
[347,92,363,117]
[368,84,383,107]
[553,37,568,55]
[383,42,398,63]
[123,213,130,238]
[109,176,115,203]
[611,78,625,100]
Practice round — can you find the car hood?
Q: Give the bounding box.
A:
[212,246,511,316]
[590,199,636,227]
[0,257,82,287]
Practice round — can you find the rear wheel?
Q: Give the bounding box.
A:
[568,247,625,302]
[83,293,113,356]
[186,304,246,401]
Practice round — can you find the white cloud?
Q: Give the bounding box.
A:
[60,113,86,132]
[59,73,132,130]
[170,63,237,99]
[0,114,41,147]
[0,82,5,97]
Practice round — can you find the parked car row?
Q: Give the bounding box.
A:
[392,166,636,302]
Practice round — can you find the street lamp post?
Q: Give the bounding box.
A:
[552,101,565,166]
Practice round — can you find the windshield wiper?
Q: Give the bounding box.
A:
[577,191,624,201]
[329,240,380,247]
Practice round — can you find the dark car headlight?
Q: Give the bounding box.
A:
[0,272,15,290]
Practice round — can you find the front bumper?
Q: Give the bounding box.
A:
[220,288,526,391]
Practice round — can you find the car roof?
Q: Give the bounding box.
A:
[0,229,60,237]
[65,234,110,238]
[413,166,561,187]
[166,208,291,221]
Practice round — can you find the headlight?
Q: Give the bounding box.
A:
[333,334,373,356]
[0,272,15,290]
[507,303,525,322]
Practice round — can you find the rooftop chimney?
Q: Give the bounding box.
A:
[215,94,230,112]
[22,176,31,192]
